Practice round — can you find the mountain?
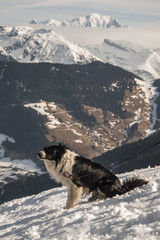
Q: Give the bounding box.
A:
[38,13,127,28]
[0,22,159,81]
[0,15,160,201]
[85,39,160,81]
[0,25,99,64]
[0,60,159,177]
[0,166,160,240]
[93,130,160,174]
[0,46,16,62]
[0,61,159,205]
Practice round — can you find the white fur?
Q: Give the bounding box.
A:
[42,149,83,208]
[43,149,76,186]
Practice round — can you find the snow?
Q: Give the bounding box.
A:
[24,101,61,129]
[0,134,42,184]
[0,25,99,64]
[86,39,160,81]
[75,139,83,143]
[134,78,160,133]
[0,166,160,239]
[0,134,15,158]
[0,66,6,80]
[0,19,159,81]
[39,13,126,28]
[0,158,42,184]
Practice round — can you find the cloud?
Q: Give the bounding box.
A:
[7,0,160,17]
[0,0,160,25]
[13,0,160,23]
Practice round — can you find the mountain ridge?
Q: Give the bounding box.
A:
[0,21,159,81]
[0,25,99,64]
[31,13,127,28]
[0,61,157,163]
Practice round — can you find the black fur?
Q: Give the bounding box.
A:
[72,156,121,192]
[38,144,68,163]
[71,155,148,200]
[38,144,148,206]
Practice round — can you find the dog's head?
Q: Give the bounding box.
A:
[37,143,68,162]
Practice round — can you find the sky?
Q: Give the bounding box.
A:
[0,0,160,27]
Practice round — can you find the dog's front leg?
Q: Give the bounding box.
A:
[65,185,83,209]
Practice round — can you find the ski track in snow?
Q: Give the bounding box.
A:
[0,166,160,240]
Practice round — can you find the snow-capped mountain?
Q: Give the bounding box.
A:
[1,166,160,240]
[85,38,160,81]
[0,25,99,64]
[0,46,16,62]
[37,13,127,28]
[0,18,159,80]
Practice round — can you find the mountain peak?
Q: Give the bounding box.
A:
[83,13,121,28]
[0,26,99,64]
[38,13,128,28]
[29,19,38,24]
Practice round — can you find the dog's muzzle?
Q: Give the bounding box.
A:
[37,151,46,160]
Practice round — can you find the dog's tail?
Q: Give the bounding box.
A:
[120,178,148,195]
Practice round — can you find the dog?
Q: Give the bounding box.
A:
[37,143,148,209]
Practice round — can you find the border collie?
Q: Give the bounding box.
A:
[38,144,148,209]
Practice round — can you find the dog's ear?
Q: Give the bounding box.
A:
[54,143,68,161]
[58,143,68,151]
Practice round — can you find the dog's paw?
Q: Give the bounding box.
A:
[64,204,73,209]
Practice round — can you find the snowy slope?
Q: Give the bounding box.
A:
[0,166,160,240]
[38,13,126,28]
[0,26,99,64]
[86,39,160,81]
[0,46,16,62]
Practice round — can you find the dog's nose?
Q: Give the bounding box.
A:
[37,150,46,160]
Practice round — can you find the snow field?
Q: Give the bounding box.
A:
[0,166,160,240]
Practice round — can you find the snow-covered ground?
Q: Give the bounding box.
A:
[0,166,160,240]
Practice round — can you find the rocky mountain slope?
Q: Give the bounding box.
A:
[0,61,158,163]
[0,60,160,203]
[94,130,160,174]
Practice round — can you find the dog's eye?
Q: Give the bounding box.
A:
[46,148,53,154]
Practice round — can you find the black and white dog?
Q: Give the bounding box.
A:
[38,144,148,209]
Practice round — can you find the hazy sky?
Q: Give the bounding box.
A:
[0,0,160,27]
